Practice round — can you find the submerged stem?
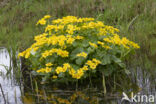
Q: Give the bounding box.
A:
[89,72,93,87]
[76,80,78,91]
[102,72,106,96]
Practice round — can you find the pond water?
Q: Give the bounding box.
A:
[0,48,155,104]
[0,48,22,104]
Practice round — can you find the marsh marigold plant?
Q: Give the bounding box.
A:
[18,15,140,82]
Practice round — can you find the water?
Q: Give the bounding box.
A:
[0,48,155,104]
[0,48,22,104]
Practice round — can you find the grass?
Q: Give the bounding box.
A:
[0,0,155,89]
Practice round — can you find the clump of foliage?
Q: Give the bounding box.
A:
[18,15,139,83]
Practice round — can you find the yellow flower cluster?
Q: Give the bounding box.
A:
[52,16,94,24]
[42,48,69,58]
[18,48,31,58]
[37,67,52,73]
[45,24,64,33]
[55,63,71,74]
[53,63,89,79]
[18,34,84,59]
[18,33,48,58]
[54,59,100,79]
[66,25,80,35]
[36,15,51,25]
[47,35,83,48]
[97,41,111,49]
[18,15,140,81]
[103,34,140,49]
[76,52,87,58]
[46,62,53,67]
[86,58,101,70]
[82,21,104,29]
[69,66,88,79]
[89,42,98,48]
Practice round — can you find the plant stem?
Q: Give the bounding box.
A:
[102,72,106,96]
[76,80,78,91]
[114,74,116,91]
[0,83,6,104]
[35,79,39,103]
[89,72,93,87]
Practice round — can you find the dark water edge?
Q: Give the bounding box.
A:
[0,48,155,104]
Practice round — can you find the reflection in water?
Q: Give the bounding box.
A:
[23,90,121,104]
[0,48,22,104]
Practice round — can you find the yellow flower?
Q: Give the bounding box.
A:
[86,59,101,70]
[86,60,95,69]
[62,63,71,72]
[69,68,76,75]
[82,66,88,71]
[36,68,44,73]
[75,35,84,40]
[66,37,75,44]
[25,49,31,58]
[42,48,69,58]
[97,41,111,49]
[129,41,140,49]
[36,67,52,73]
[66,25,80,35]
[45,67,52,73]
[55,64,70,74]
[103,38,113,43]
[46,63,53,67]
[56,49,69,57]
[89,42,98,48]
[92,58,101,64]
[55,67,63,74]
[76,69,84,79]
[98,28,107,36]
[76,52,87,58]
[52,75,57,79]
[18,51,26,58]
[44,15,51,19]
[97,41,104,45]
[36,18,46,25]
[63,63,70,69]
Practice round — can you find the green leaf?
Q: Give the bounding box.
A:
[101,55,111,65]
[76,57,85,65]
[111,56,125,68]
[87,47,95,54]
[112,56,122,63]
[72,41,80,47]
[99,65,115,76]
[70,47,84,60]
[82,39,89,47]
[118,62,126,68]
[58,73,65,78]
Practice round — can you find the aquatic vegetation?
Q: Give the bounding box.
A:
[18,15,139,83]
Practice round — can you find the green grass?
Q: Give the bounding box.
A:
[0,0,155,80]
